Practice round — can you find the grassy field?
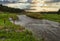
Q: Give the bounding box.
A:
[43,14,60,22]
[0,12,39,41]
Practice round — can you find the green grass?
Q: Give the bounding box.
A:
[43,14,60,22]
[0,12,38,41]
[0,30,36,41]
[26,13,44,19]
[26,13,60,22]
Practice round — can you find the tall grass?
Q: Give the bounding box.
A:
[43,14,60,22]
[0,13,37,41]
[26,12,60,22]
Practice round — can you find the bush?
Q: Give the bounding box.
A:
[26,13,44,19]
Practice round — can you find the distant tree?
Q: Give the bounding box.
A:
[58,9,60,14]
[0,4,26,13]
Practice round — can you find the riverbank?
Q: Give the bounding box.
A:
[0,11,60,41]
[0,12,38,41]
[26,13,60,23]
[13,15,59,41]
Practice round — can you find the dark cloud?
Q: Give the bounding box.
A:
[46,0,60,3]
[52,0,60,2]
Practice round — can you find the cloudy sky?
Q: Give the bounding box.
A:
[47,0,60,2]
[0,0,60,2]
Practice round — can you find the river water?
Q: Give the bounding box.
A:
[10,15,60,41]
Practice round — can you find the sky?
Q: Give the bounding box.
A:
[0,0,60,9]
[0,0,60,4]
[47,0,60,2]
[0,0,60,2]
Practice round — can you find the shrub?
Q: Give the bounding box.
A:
[26,13,44,19]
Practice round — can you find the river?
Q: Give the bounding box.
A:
[10,15,60,41]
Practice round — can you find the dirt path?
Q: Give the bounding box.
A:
[11,15,60,41]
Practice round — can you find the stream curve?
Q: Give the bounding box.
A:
[10,15,60,41]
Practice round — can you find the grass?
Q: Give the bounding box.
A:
[26,13,44,19]
[0,30,36,41]
[0,12,38,41]
[43,14,60,22]
[26,12,60,22]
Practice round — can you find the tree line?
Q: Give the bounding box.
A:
[0,4,60,14]
[0,4,26,13]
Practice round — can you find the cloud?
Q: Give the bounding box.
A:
[46,0,60,2]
